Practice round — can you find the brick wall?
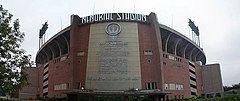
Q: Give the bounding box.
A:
[19,67,39,99]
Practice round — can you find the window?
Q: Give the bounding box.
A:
[77,82,81,89]
[189,62,195,68]
[147,59,152,63]
[189,69,196,74]
[54,58,61,63]
[152,82,156,89]
[43,71,48,75]
[54,83,69,90]
[169,84,176,90]
[78,60,81,63]
[60,56,67,61]
[144,50,153,55]
[44,64,49,69]
[190,84,196,88]
[165,84,169,90]
[191,92,196,95]
[147,83,151,89]
[176,84,184,90]
[190,76,196,81]
[43,78,48,82]
[77,51,85,56]
[43,85,48,89]
[165,83,183,90]
[146,82,157,89]
[163,54,169,58]
[43,92,48,96]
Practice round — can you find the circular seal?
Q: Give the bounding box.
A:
[105,22,121,36]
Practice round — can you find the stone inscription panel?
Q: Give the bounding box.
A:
[86,22,141,90]
[98,39,129,74]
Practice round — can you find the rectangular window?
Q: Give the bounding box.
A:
[147,83,151,89]
[144,50,153,56]
[77,82,81,89]
[43,85,48,89]
[176,84,184,90]
[43,71,48,75]
[191,92,196,95]
[169,55,175,60]
[190,84,197,88]
[176,84,180,90]
[189,62,195,68]
[169,84,176,90]
[44,64,49,69]
[43,92,48,96]
[146,82,156,89]
[60,56,67,61]
[180,84,184,90]
[189,69,196,74]
[54,83,68,90]
[152,82,156,89]
[43,78,48,82]
[77,51,85,56]
[165,84,169,90]
[190,76,196,81]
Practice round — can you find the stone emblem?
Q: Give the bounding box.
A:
[105,22,121,36]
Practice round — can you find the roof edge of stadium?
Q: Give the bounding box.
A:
[159,24,205,55]
[37,26,71,55]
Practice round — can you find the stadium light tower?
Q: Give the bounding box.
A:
[39,22,48,48]
[188,19,200,47]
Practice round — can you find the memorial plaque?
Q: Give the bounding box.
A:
[98,39,128,74]
[86,22,141,90]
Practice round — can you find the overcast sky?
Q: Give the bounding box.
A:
[1,0,240,86]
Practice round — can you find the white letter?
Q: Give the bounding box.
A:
[117,13,121,20]
[89,15,94,22]
[110,13,113,20]
[82,16,88,24]
[130,13,136,20]
[94,14,99,22]
[122,13,125,20]
[142,14,147,22]
[125,13,130,20]
[99,14,103,21]
[137,14,142,21]
[106,13,110,20]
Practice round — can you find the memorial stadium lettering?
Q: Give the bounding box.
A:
[81,13,147,24]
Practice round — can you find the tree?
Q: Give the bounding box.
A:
[0,5,31,96]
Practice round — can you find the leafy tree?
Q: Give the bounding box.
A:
[224,83,240,92]
[0,5,31,96]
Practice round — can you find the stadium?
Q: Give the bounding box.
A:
[35,12,223,101]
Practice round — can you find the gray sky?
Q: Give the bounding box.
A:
[1,0,240,86]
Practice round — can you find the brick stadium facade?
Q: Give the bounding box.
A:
[35,12,223,100]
